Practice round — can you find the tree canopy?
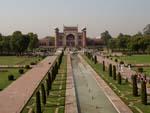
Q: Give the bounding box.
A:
[101,30,112,46]
[0,31,39,55]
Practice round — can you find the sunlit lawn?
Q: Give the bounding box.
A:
[0,56,41,90]
[0,68,27,90]
[111,55,150,64]
[0,56,41,65]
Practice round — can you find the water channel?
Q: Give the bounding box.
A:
[71,54,118,113]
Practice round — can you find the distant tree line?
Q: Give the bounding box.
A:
[0,31,39,55]
[108,33,150,53]
[101,24,150,53]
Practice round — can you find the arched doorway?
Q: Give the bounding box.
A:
[66,34,75,47]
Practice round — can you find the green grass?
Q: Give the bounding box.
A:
[83,55,150,113]
[0,68,27,90]
[22,56,67,113]
[0,56,41,90]
[143,67,150,75]
[0,56,41,65]
[43,56,67,113]
[111,55,150,64]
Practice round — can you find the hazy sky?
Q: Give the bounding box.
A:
[0,0,150,38]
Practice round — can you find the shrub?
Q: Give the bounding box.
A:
[102,61,105,71]
[94,56,97,64]
[117,72,122,84]
[138,67,144,73]
[46,79,50,96]
[0,69,8,72]
[113,65,116,80]
[36,91,42,113]
[18,69,24,74]
[115,59,118,62]
[41,84,46,105]
[120,61,124,64]
[25,65,30,69]
[141,80,147,105]
[109,64,112,77]
[8,74,14,81]
[132,75,138,96]
[30,62,36,65]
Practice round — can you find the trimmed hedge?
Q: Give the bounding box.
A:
[8,74,14,81]
[18,69,24,74]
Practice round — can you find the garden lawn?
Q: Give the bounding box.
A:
[83,55,150,113]
[0,68,27,90]
[0,56,41,65]
[112,55,150,64]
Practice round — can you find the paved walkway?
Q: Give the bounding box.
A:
[97,55,150,93]
[0,55,57,113]
[65,54,78,113]
[79,54,133,113]
[97,55,136,79]
[72,54,118,113]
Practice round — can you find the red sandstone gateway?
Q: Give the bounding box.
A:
[55,26,86,48]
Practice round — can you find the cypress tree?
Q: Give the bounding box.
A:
[94,56,97,64]
[91,55,93,61]
[132,75,138,96]
[36,91,42,113]
[102,61,105,71]
[125,77,128,83]
[46,79,50,96]
[41,84,46,105]
[109,64,112,77]
[113,65,116,80]
[48,72,52,90]
[141,80,147,105]
[55,62,58,74]
[52,67,56,81]
[117,72,122,84]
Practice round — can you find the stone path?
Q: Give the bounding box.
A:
[97,55,136,79]
[0,55,57,113]
[65,54,78,113]
[97,55,150,93]
[72,54,118,113]
[79,54,133,113]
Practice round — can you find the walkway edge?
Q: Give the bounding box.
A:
[79,54,133,113]
[65,54,78,113]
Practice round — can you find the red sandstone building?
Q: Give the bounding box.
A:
[55,26,86,48]
[39,26,104,48]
